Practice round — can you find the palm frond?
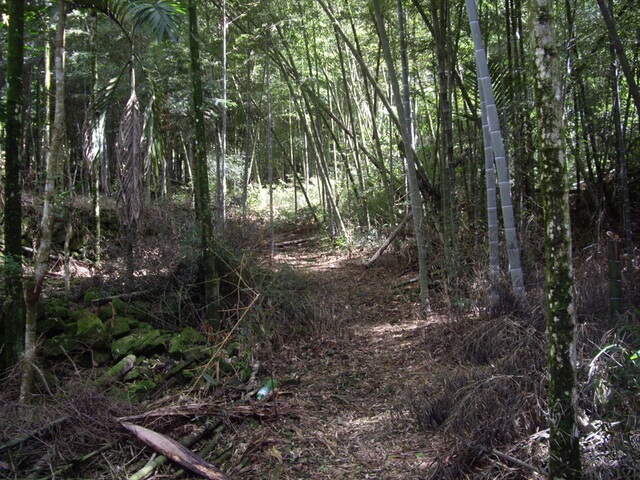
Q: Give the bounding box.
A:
[71,0,185,42]
[91,62,129,114]
[128,0,185,42]
[117,89,144,229]
[142,78,165,181]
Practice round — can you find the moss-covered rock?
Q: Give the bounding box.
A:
[168,327,208,359]
[108,316,133,338]
[97,304,115,321]
[43,335,81,357]
[37,316,66,335]
[111,298,127,315]
[76,312,104,336]
[127,379,157,399]
[83,289,104,303]
[111,329,165,359]
[41,298,72,321]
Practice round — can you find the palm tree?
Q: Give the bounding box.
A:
[18,0,184,401]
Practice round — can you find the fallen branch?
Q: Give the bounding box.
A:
[118,401,293,423]
[0,416,69,453]
[394,276,418,288]
[489,448,548,478]
[122,421,228,480]
[274,236,319,248]
[89,289,155,306]
[365,213,412,268]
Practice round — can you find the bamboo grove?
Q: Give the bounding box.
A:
[2,0,639,475]
[3,0,637,286]
[2,1,638,337]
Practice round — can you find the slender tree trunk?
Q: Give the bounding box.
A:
[2,0,26,373]
[219,0,228,232]
[432,0,458,287]
[372,0,431,312]
[117,56,143,281]
[84,10,102,269]
[242,80,252,222]
[266,37,275,259]
[21,0,67,402]
[189,0,220,329]
[530,0,583,477]
[610,54,634,272]
[595,0,640,123]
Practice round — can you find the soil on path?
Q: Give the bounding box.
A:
[240,245,447,479]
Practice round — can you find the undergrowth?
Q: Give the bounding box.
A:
[403,244,640,479]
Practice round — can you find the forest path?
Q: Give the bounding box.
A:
[249,245,446,479]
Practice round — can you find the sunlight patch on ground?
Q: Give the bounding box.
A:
[274,252,355,272]
[361,315,445,342]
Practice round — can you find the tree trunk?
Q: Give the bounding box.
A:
[266,39,275,258]
[21,0,67,402]
[432,0,459,288]
[219,0,228,232]
[84,10,102,269]
[595,0,640,124]
[609,51,634,272]
[189,0,220,329]
[373,0,431,312]
[531,0,583,477]
[2,0,26,373]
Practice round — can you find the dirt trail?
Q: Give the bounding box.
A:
[248,246,446,479]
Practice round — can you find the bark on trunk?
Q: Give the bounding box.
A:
[21,0,67,402]
[2,0,26,373]
[189,0,220,329]
[531,0,583,477]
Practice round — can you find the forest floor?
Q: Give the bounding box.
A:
[2,205,638,479]
[236,240,451,479]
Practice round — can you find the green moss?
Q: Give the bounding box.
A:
[43,335,81,357]
[75,310,104,335]
[111,298,127,315]
[168,327,207,358]
[97,304,114,321]
[123,301,155,323]
[111,329,165,359]
[42,298,72,321]
[109,316,133,338]
[83,289,103,303]
[127,379,157,399]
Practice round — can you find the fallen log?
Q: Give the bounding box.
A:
[365,213,412,268]
[89,289,155,306]
[273,236,320,248]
